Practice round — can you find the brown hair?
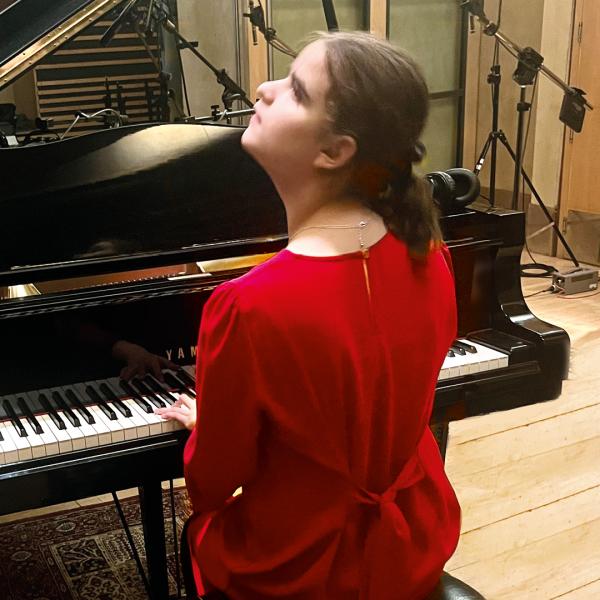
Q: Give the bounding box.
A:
[308,31,442,257]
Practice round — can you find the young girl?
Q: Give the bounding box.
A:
[157,31,460,600]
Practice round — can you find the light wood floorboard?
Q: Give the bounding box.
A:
[446,253,600,598]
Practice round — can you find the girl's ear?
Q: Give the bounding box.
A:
[314,134,357,171]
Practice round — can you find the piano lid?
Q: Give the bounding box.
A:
[0,122,287,284]
[0,0,121,91]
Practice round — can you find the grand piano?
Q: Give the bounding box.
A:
[0,2,570,599]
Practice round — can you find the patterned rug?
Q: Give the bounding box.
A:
[0,489,191,600]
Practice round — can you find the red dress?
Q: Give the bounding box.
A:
[184,232,461,600]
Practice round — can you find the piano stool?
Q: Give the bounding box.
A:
[425,572,485,599]
[179,519,485,600]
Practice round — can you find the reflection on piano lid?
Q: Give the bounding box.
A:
[0,123,288,285]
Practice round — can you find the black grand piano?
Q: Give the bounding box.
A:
[0,2,569,600]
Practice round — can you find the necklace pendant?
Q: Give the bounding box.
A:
[362,247,370,259]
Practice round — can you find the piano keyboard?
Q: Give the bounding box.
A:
[0,340,509,466]
[439,339,509,380]
[0,367,196,466]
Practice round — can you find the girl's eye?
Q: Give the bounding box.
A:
[291,82,303,102]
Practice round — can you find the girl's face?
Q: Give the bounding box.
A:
[241,41,334,177]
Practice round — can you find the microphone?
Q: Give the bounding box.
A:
[322,0,339,32]
[249,1,258,45]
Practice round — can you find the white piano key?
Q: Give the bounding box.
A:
[0,422,19,464]
[438,339,510,381]
[101,378,151,438]
[67,388,113,447]
[125,398,163,435]
[39,414,73,454]
[2,420,33,461]
[57,410,87,451]
[88,404,125,444]
[121,399,151,438]
[154,408,184,433]
[79,420,100,448]
[19,419,46,459]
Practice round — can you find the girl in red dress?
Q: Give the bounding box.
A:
[157,30,460,600]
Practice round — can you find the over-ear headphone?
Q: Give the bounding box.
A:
[425,168,481,215]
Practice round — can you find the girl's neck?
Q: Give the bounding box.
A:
[270,169,387,257]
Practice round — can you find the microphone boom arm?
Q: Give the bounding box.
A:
[462,0,593,111]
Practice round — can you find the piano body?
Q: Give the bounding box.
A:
[0,2,569,599]
[0,119,570,596]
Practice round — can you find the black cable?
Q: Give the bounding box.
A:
[170,479,183,598]
[524,286,553,298]
[112,491,151,596]
[521,263,556,278]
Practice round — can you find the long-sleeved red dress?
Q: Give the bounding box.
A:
[183,231,461,600]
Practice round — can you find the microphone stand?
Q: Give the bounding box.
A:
[101,1,254,114]
[100,0,142,47]
[182,106,255,125]
[244,1,297,58]
[150,3,254,110]
[322,0,339,31]
[462,0,593,268]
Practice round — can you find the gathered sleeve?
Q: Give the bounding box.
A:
[183,282,264,514]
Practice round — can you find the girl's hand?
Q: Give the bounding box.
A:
[154,393,197,430]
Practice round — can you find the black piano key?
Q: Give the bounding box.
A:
[164,371,196,397]
[131,379,166,408]
[98,383,132,418]
[453,340,478,354]
[450,344,467,356]
[144,374,176,404]
[447,349,455,358]
[176,368,196,388]
[16,396,43,434]
[85,386,117,420]
[163,372,186,393]
[51,390,81,427]
[65,389,95,425]
[38,393,66,430]
[3,399,27,438]
[119,380,153,414]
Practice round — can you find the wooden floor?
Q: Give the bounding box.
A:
[445,253,600,599]
[1,253,599,599]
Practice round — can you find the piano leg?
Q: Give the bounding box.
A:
[430,422,449,461]
[139,480,170,600]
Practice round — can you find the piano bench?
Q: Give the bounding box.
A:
[425,572,486,600]
[189,572,485,599]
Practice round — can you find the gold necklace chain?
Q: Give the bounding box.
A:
[288,219,373,300]
[288,219,370,246]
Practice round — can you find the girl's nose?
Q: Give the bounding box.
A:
[256,79,278,104]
